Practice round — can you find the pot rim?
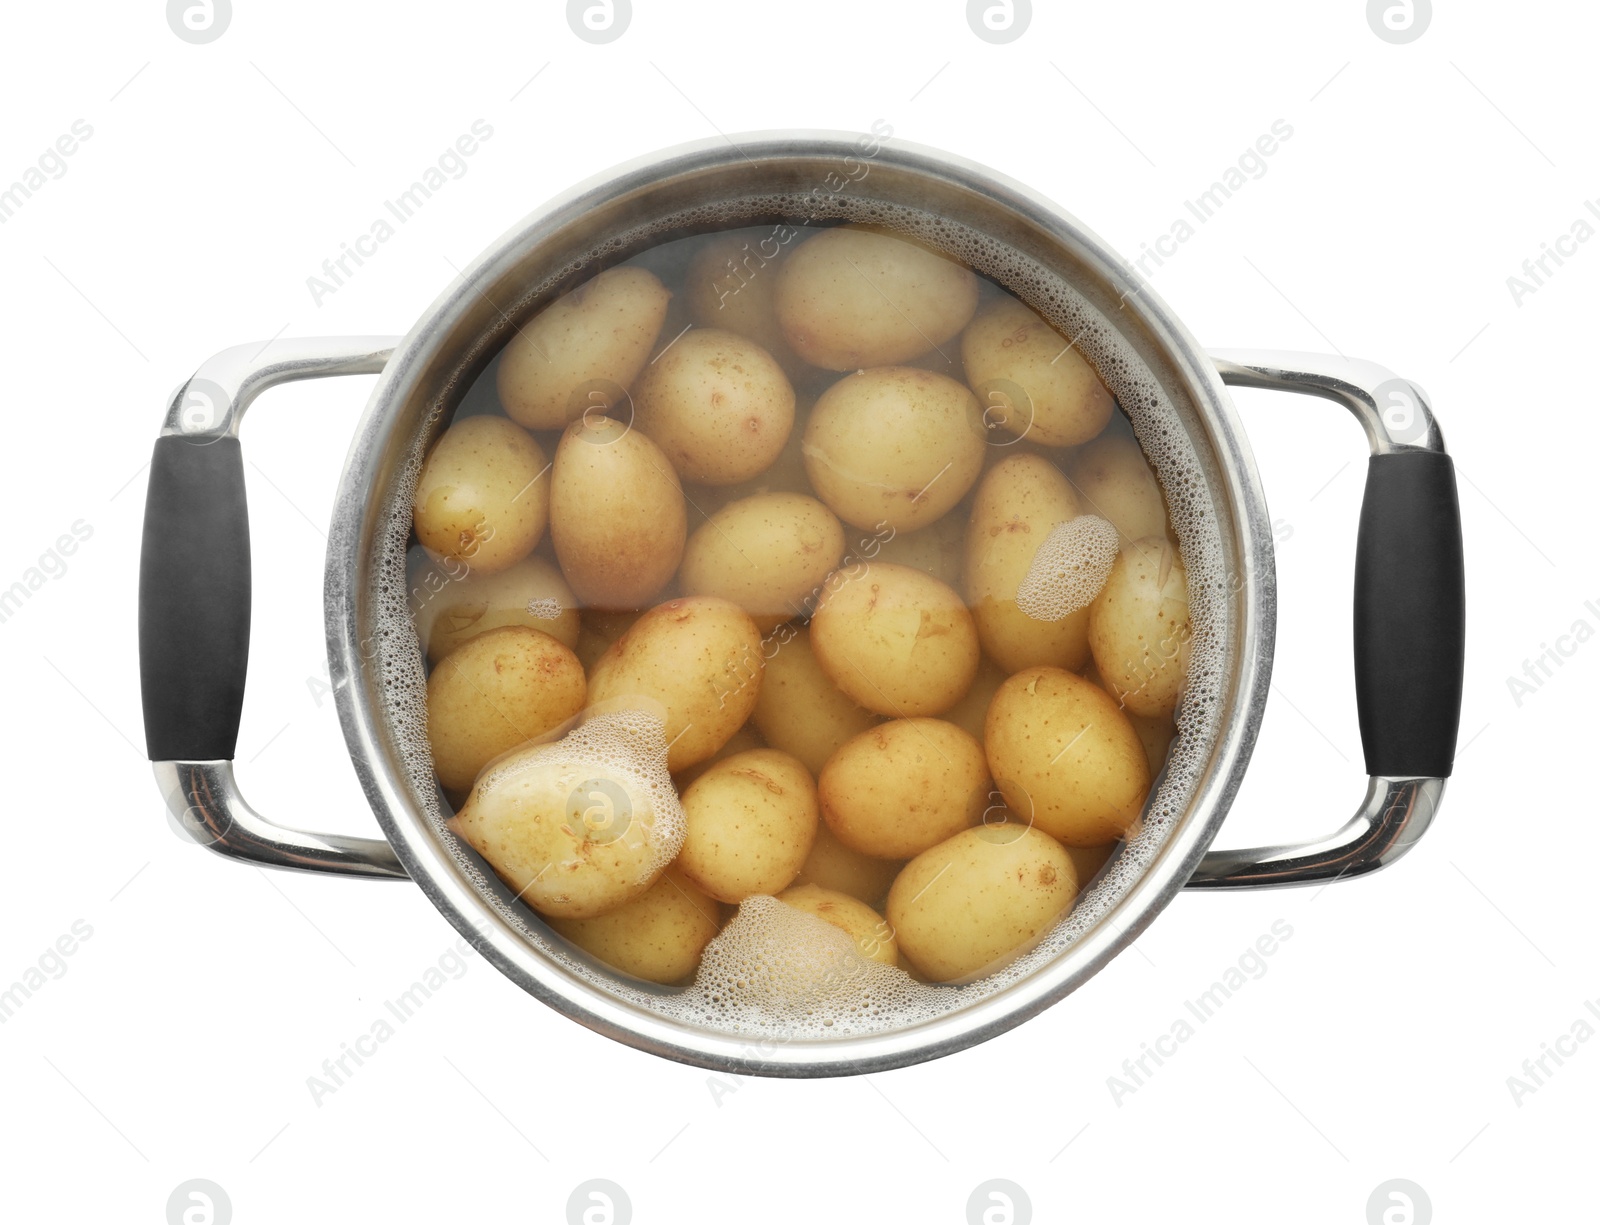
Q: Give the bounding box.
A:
[325,129,1276,1077]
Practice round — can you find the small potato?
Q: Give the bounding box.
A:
[548,866,723,984]
[448,725,675,919]
[683,231,803,376]
[775,225,979,370]
[777,884,897,965]
[413,415,550,576]
[809,562,980,717]
[413,555,579,663]
[790,824,901,908]
[985,666,1151,847]
[942,657,1009,743]
[425,626,586,792]
[804,367,985,532]
[678,749,818,902]
[870,512,964,587]
[820,719,990,858]
[679,493,845,630]
[961,298,1114,448]
[633,328,796,485]
[750,626,879,775]
[965,453,1092,673]
[1066,434,1171,546]
[497,266,672,431]
[887,822,1078,982]
[549,414,686,609]
[1088,537,1192,719]
[587,597,764,772]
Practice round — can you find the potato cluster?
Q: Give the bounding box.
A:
[411,223,1191,989]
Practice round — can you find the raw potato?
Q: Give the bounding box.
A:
[633,328,796,485]
[413,415,550,576]
[679,493,845,630]
[819,719,990,858]
[414,555,579,663]
[448,740,671,919]
[887,822,1078,982]
[804,367,986,532]
[1084,657,1178,774]
[750,626,879,774]
[682,395,813,522]
[548,866,723,984]
[497,266,672,430]
[683,232,802,375]
[777,884,897,965]
[678,749,818,902]
[549,414,686,609]
[960,298,1114,447]
[425,626,586,792]
[1066,434,1171,545]
[1088,537,1192,719]
[964,453,1092,673]
[809,562,980,717]
[985,666,1151,846]
[790,824,900,908]
[775,224,979,369]
[587,597,765,772]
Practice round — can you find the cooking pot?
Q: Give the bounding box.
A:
[138,132,1465,1076]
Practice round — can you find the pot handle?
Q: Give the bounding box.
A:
[140,337,409,878]
[1184,351,1464,889]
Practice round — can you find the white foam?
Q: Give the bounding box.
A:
[370,188,1230,1041]
[1016,514,1120,620]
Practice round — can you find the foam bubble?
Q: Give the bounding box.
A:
[369,184,1231,1043]
[525,596,566,621]
[1016,514,1120,620]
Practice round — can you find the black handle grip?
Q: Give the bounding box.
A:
[139,435,252,761]
[1352,450,1465,778]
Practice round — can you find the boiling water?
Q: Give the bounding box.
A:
[365,193,1230,1040]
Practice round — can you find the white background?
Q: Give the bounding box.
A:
[0,1,1592,1221]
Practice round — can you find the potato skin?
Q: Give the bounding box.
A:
[414,415,549,576]
[679,493,845,631]
[775,225,979,370]
[497,266,672,431]
[549,414,686,609]
[777,884,897,965]
[1066,433,1171,546]
[790,823,900,908]
[887,822,1078,982]
[425,626,586,792]
[809,562,980,717]
[749,626,879,775]
[960,298,1114,447]
[548,865,723,984]
[678,749,818,902]
[448,740,672,919]
[633,328,796,485]
[414,554,579,663]
[871,512,965,587]
[984,666,1151,847]
[586,597,764,772]
[819,719,990,859]
[1088,537,1192,719]
[803,367,986,532]
[964,453,1092,673]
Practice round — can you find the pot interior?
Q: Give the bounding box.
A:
[334,135,1266,1064]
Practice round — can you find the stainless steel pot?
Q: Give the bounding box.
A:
[139,132,1465,1076]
